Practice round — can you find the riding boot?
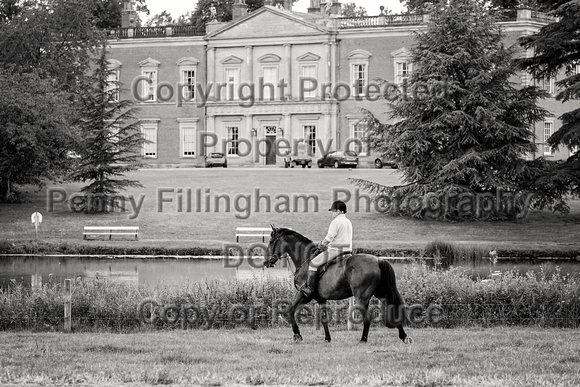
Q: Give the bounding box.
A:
[301,270,318,297]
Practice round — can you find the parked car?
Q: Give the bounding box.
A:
[317,150,358,168]
[205,152,227,168]
[374,156,398,169]
[284,143,313,168]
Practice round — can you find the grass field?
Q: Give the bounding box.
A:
[1,327,580,386]
[1,168,580,253]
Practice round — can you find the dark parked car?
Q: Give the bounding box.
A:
[374,156,398,169]
[317,150,358,168]
[205,152,227,168]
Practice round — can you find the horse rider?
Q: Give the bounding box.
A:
[300,200,353,297]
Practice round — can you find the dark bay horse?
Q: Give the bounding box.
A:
[264,226,413,344]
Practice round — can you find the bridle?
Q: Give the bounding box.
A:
[265,233,284,268]
[265,232,311,275]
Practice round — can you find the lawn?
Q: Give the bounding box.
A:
[1,167,579,254]
[1,327,579,386]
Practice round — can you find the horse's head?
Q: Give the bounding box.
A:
[264,224,314,268]
[264,224,285,268]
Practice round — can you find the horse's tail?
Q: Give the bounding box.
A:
[378,259,407,328]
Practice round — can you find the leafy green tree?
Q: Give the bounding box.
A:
[400,0,543,12]
[0,70,74,201]
[354,0,547,220]
[92,0,149,29]
[342,2,367,17]
[145,10,173,26]
[517,0,580,213]
[0,0,103,201]
[0,0,22,22]
[0,0,103,92]
[69,46,145,213]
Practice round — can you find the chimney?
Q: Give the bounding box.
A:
[232,0,248,21]
[283,0,293,12]
[121,0,137,28]
[264,0,274,6]
[308,0,321,14]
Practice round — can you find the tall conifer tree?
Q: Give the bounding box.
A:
[70,45,145,213]
[355,0,547,220]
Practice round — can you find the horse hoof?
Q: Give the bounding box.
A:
[403,337,414,344]
[325,339,331,343]
[293,334,303,343]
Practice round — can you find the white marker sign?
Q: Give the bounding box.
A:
[31,212,42,239]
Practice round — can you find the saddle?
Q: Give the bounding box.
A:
[315,250,353,278]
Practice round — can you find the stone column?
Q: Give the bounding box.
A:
[246,46,253,85]
[324,112,331,153]
[207,47,216,101]
[284,113,292,143]
[330,42,337,92]
[245,114,254,165]
[284,44,292,100]
[325,42,332,99]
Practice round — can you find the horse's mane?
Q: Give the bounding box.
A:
[276,228,314,245]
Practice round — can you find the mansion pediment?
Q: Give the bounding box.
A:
[207,6,329,40]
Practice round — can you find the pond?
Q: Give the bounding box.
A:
[1,255,579,289]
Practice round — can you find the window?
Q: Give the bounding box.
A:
[224,68,240,101]
[350,120,368,155]
[138,57,160,103]
[141,122,158,158]
[181,70,196,101]
[227,126,239,155]
[395,62,412,88]
[106,59,122,102]
[391,48,412,88]
[348,49,371,98]
[301,65,317,98]
[106,69,120,102]
[108,124,120,153]
[178,57,199,102]
[536,76,554,95]
[180,125,196,158]
[261,66,278,100]
[352,64,367,95]
[543,121,553,156]
[303,125,316,155]
[141,70,157,102]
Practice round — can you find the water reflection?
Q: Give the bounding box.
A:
[1,255,578,289]
[0,256,292,289]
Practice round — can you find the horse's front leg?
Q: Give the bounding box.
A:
[318,301,331,343]
[287,292,309,343]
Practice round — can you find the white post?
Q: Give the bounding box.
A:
[64,279,71,332]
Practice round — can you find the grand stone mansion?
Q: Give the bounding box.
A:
[106,0,574,167]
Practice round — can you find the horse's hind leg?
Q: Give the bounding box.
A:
[379,298,413,344]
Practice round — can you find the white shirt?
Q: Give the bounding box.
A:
[324,213,352,252]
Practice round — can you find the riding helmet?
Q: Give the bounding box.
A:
[329,200,347,213]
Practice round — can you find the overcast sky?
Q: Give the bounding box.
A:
[144,0,406,20]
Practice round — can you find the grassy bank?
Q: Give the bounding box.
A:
[1,169,580,256]
[2,264,579,331]
[1,328,580,386]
